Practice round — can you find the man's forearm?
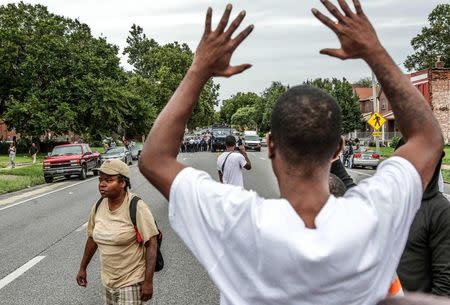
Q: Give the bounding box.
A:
[144,237,157,283]
[365,47,441,142]
[79,237,97,270]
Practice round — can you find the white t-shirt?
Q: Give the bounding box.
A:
[169,157,422,305]
[217,152,247,187]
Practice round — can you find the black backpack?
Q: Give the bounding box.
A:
[95,196,164,272]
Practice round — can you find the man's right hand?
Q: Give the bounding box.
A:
[312,0,383,61]
[76,268,88,287]
[190,4,254,79]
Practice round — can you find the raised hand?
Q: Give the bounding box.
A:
[312,0,382,60]
[191,4,254,78]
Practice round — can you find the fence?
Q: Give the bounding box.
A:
[346,131,402,146]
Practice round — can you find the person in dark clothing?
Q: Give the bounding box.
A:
[396,138,450,296]
[331,159,356,190]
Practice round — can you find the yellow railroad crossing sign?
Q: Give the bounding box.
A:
[367,112,386,130]
[372,131,382,137]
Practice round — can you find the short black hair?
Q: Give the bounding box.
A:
[271,85,342,168]
[225,135,236,147]
[118,175,131,191]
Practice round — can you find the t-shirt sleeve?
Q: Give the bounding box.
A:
[86,203,97,238]
[345,156,422,258]
[239,154,247,168]
[169,167,257,272]
[136,200,159,244]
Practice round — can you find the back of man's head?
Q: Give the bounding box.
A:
[271,85,342,168]
[225,135,236,147]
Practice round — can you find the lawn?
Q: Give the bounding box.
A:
[0,164,45,194]
[0,153,46,168]
[369,145,450,166]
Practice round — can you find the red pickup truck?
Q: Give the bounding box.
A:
[43,144,101,183]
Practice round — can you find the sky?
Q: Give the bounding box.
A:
[0,0,443,103]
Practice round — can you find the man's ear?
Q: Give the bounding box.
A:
[268,133,275,159]
[331,136,345,162]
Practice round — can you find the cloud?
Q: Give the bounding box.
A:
[0,0,442,100]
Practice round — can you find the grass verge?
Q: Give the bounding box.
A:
[442,169,450,184]
[0,164,45,194]
[369,146,450,166]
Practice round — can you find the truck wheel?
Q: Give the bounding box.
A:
[44,176,54,183]
[79,165,87,180]
[64,174,71,179]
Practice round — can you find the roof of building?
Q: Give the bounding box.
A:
[353,87,374,101]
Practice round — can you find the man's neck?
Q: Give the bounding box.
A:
[226,147,234,152]
[108,192,127,211]
[277,167,330,229]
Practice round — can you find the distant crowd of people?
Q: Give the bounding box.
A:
[180,134,210,152]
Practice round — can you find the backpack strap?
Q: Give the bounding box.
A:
[129,195,140,227]
[129,196,143,243]
[94,197,103,213]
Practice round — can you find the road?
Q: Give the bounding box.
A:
[0,148,449,304]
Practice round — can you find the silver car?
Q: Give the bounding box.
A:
[101,147,132,165]
[351,150,380,169]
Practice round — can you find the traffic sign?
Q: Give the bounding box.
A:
[372,131,382,137]
[367,112,386,130]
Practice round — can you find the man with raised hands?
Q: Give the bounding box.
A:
[139,1,443,304]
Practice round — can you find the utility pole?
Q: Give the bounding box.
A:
[372,71,380,153]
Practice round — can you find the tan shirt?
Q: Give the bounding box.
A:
[87,192,158,288]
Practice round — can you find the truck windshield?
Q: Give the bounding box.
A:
[51,146,82,156]
[245,136,260,141]
[213,130,230,137]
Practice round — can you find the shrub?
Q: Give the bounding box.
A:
[389,136,401,148]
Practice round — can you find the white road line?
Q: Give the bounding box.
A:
[76,222,87,232]
[260,157,266,160]
[0,178,96,212]
[0,256,46,290]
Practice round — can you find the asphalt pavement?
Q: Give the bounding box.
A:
[0,148,449,304]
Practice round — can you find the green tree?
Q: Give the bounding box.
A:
[0,2,139,141]
[304,78,363,134]
[231,106,257,129]
[353,77,373,88]
[404,4,450,71]
[124,25,219,128]
[259,82,288,132]
[220,92,260,124]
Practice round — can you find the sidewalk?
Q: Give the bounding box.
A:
[1,162,35,170]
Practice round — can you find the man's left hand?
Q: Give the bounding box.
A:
[191,4,254,78]
[140,281,153,302]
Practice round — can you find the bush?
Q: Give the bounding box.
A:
[389,136,401,148]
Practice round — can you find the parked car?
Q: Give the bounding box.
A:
[43,144,101,183]
[130,144,143,160]
[351,149,380,169]
[101,147,132,165]
[243,134,261,151]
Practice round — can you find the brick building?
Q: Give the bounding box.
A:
[353,68,450,144]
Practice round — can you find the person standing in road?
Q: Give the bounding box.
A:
[8,143,16,169]
[138,1,443,304]
[217,135,251,187]
[29,143,38,164]
[76,159,159,304]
